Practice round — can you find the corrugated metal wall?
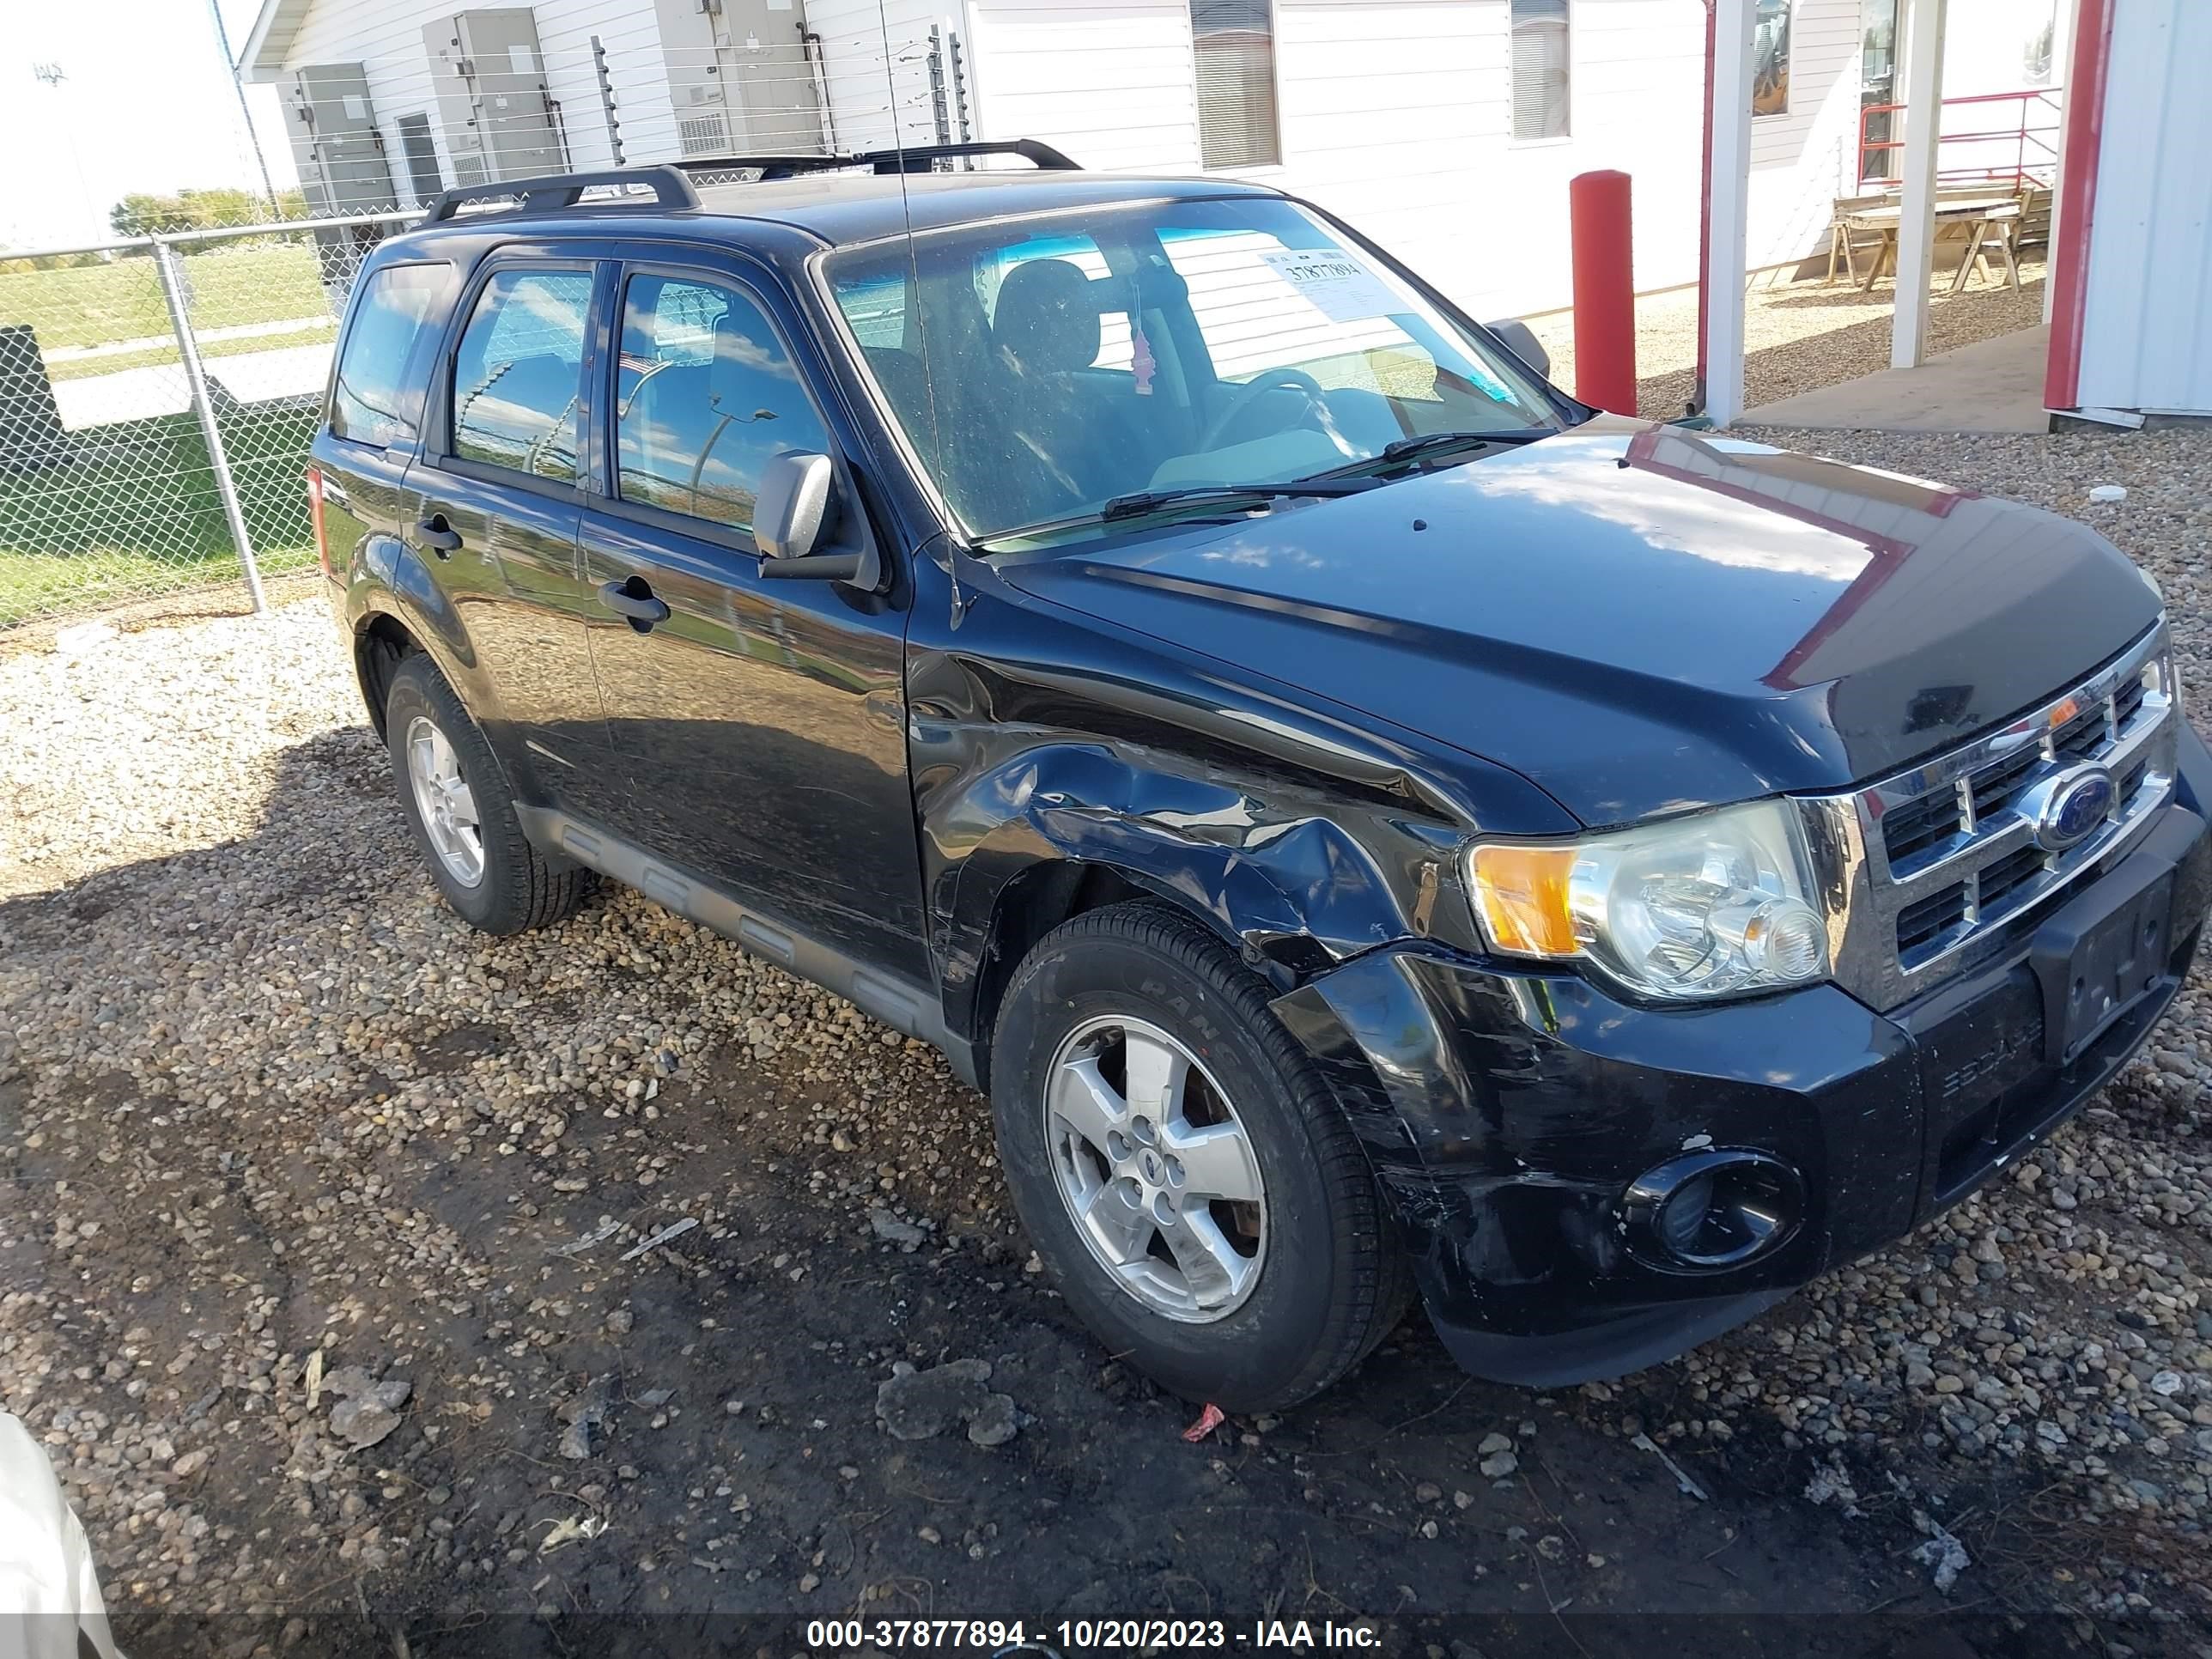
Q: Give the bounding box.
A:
[2077,0,2212,416]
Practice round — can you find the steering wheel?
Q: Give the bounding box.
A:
[1197,367,1355,457]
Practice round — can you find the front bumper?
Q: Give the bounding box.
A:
[1274,725,2212,1387]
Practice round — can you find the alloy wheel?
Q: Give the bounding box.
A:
[404,714,485,888]
[1042,1014,1267,1322]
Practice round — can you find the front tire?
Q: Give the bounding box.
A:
[990,902,1408,1413]
[383,653,588,935]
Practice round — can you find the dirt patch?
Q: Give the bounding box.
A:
[8,434,2212,1653]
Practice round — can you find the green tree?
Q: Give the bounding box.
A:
[177,187,263,228]
[108,185,310,237]
[108,192,198,237]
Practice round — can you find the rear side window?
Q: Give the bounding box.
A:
[450,269,592,483]
[331,264,451,446]
[614,274,828,533]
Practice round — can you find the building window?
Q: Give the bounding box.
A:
[1191,0,1281,168]
[1753,0,1793,117]
[1510,0,1570,142]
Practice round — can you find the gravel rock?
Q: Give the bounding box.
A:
[875,1359,1018,1446]
[869,1208,927,1248]
[556,1376,615,1461]
[330,1397,404,1449]
[4,419,2211,1628]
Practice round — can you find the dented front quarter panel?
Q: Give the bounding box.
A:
[903,544,1577,1054]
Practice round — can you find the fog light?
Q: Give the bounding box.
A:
[1653,1170,1716,1258]
[1620,1150,1802,1272]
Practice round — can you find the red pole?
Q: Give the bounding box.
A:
[1570,169,1637,415]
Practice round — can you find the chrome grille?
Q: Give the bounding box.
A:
[1802,624,2179,1012]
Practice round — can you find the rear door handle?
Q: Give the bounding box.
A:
[599,579,671,630]
[416,513,462,555]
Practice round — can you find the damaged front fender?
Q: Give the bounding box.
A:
[905,548,1576,1058]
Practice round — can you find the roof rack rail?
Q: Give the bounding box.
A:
[423,166,702,223]
[672,140,1082,182]
[860,139,1082,173]
[670,155,863,182]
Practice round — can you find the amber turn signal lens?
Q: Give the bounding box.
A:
[1467,843,1580,957]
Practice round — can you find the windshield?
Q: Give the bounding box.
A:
[821,196,1564,549]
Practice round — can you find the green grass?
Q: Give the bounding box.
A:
[0,408,322,627]
[0,243,333,355]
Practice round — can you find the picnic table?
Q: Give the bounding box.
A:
[1830,197,2023,294]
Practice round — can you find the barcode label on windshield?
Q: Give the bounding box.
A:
[1258,249,1405,325]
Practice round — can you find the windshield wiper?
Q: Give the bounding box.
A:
[1099,478,1374,522]
[971,478,1376,554]
[1301,427,1555,482]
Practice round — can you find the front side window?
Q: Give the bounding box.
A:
[1191,0,1281,168]
[614,274,829,533]
[450,269,592,483]
[824,196,1560,550]
[1753,0,1792,117]
[331,263,451,446]
[1510,0,1571,140]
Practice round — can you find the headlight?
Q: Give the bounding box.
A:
[1466,799,1830,1002]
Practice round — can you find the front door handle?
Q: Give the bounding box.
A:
[599,578,671,631]
[416,513,463,555]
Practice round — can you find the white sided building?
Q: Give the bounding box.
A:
[238,0,1978,321]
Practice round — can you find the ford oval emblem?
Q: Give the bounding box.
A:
[2026,763,2117,852]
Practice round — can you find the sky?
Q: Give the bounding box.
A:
[1,0,301,251]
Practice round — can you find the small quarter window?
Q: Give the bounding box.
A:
[331,264,450,447]
[615,274,829,534]
[450,269,592,483]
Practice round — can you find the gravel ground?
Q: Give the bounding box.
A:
[1528,254,2050,420]
[3,420,2210,1657]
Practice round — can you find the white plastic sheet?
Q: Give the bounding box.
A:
[0,1412,125,1659]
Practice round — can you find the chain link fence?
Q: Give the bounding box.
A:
[0,212,411,629]
[0,26,966,632]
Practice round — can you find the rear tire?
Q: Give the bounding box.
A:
[383,653,588,935]
[990,901,1409,1413]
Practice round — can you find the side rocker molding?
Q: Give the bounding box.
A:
[513,806,980,1087]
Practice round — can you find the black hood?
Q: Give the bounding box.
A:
[1001,422,2162,827]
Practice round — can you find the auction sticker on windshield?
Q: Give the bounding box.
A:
[1258,248,1404,324]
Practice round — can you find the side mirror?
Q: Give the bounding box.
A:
[753,450,834,561]
[1484,318,1551,380]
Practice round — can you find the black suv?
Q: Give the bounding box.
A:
[313,149,2211,1413]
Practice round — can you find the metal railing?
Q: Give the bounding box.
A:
[0,210,415,628]
[1858,86,2064,192]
